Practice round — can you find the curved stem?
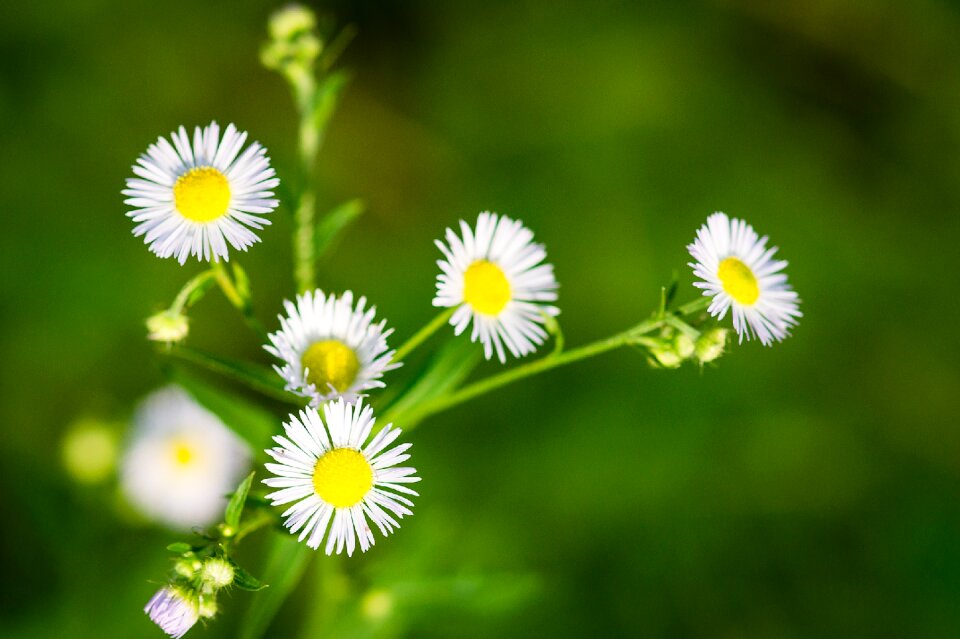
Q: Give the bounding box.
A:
[211,261,268,341]
[392,307,455,363]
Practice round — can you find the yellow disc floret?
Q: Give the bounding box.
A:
[718,257,760,305]
[463,260,511,315]
[313,448,374,508]
[301,340,360,393]
[174,167,231,222]
[169,438,195,466]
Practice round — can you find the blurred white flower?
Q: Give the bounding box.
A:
[123,121,279,264]
[688,212,802,345]
[266,290,397,407]
[433,211,559,362]
[263,398,419,556]
[120,386,250,530]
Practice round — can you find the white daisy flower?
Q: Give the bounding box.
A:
[433,211,559,363]
[265,290,397,407]
[144,586,199,639]
[120,386,251,530]
[687,211,802,345]
[123,121,279,264]
[263,398,420,556]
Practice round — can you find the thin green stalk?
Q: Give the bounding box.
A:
[292,67,319,294]
[211,261,268,341]
[399,298,713,428]
[392,307,455,363]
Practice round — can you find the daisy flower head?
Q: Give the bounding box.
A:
[688,212,802,345]
[265,290,398,407]
[263,398,420,556]
[144,586,199,639]
[123,121,279,264]
[433,211,559,363]
[120,386,251,530]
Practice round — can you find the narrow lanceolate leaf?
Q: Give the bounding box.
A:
[165,542,193,554]
[380,337,482,430]
[232,564,266,591]
[168,367,279,451]
[312,69,350,132]
[238,534,312,639]
[314,198,365,259]
[163,345,299,405]
[225,472,255,529]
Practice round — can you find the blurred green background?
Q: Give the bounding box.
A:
[2,0,959,637]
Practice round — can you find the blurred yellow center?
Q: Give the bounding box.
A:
[718,257,759,305]
[301,340,360,393]
[174,167,230,222]
[169,439,195,467]
[313,448,373,507]
[463,260,510,315]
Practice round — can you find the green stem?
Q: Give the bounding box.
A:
[392,307,455,363]
[211,261,268,341]
[291,67,319,294]
[399,298,713,428]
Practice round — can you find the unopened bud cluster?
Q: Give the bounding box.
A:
[261,4,322,73]
[646,326,729,369]
[145,550,237,638]
[146,310,189,344]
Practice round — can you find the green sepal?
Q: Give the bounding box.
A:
[232,564,267,591]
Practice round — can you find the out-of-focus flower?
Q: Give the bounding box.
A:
[62,418,119,484]
[123,121,279,264]
[266,290,397,407]
[688,212,801,345]
[433,212,559,363]
[120,386,250,530]
[263,398,419,556]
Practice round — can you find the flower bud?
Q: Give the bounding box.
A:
[200,558,235,590]
[695,328,729,363]
[268,4,316,41]
[673,331,695,360]
[146,310,189,344]
[145,586,199,639]
[198,596,218,619]
[174,559,197,579]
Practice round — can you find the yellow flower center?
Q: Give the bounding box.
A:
[463,260,511,315]
[173,167,231,222]
[169,438,195,467]
[301,340,360,393]
[718,257,760,305]
[313,448,373,508]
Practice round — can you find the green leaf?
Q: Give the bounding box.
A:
[238,534,312,639]
[225,472,255,529]
[381,338,482,430]
[168,367,279,450]
[185,272,217,309]
[314,198,365,259]
[162,345,300,405]
[232,564,266,591]
[166,542,193,554]
[311,69,350,132]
